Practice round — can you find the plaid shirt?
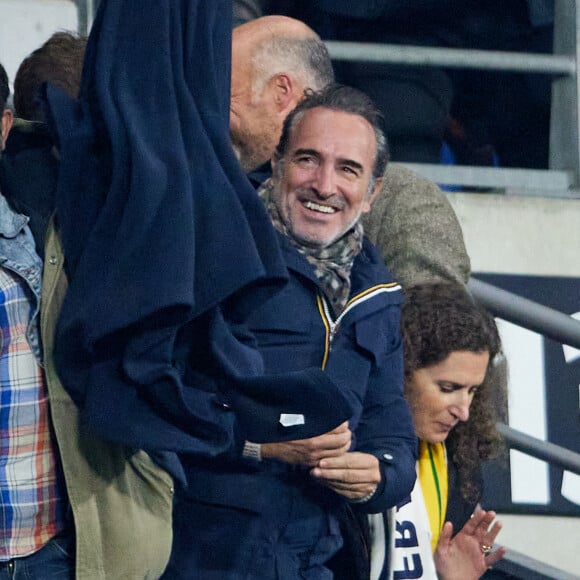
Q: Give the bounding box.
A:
[0,194,66,560]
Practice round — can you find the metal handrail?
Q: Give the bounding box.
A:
[403,162,574,192]
[497,423,580,476]
[470,277,580,478]
[73,0,97,34]
[324,4,580,191]
[492,548,580,580]
[325,41,577,76]
[468,277,580,350]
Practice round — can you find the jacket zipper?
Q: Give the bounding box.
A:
[316,283,401,369]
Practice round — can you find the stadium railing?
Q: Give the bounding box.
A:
[325,0,580,198]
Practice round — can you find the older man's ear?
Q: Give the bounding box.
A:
[270,73,298,114]
[1,108,13,150]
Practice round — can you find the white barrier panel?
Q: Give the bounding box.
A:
[498,319,551,504]
[0,0,78,90]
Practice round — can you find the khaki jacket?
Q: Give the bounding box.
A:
[42,223,174,579]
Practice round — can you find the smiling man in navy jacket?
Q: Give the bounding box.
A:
[166,84,416,580]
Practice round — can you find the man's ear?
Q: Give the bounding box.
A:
[1,109,13,150]
[270,151,281,176]
[362,177,383,214]
[270,73,296,113]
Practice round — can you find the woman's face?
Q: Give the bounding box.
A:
[406,350,490,444]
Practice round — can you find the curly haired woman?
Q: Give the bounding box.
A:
[365,282,508,580]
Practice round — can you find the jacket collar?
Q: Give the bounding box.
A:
[0,191,28,239]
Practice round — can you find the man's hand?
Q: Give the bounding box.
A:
[260,421,351,466]
[310,451,380,501]
[434,509,506,580]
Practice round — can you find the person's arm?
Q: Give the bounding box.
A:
[311,450,382,502]
[259,421,352,465]
[309,388,417,512]
[311,299,418,512]
[434,509,506,580]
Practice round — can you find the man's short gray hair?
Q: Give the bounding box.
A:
[251,36,334,100]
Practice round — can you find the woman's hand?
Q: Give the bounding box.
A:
[434,509,506,580]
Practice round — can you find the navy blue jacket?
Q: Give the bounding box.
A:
[177,234,416,513]
[247,232,417,513]
[166,232,416,578]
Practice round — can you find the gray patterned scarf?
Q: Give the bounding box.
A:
[258,178,363,316]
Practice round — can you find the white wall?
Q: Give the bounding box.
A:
[0,0,78,91]
[498,515,580,576]
[447,192,580,277]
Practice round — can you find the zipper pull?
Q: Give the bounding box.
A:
[329,321,338,345]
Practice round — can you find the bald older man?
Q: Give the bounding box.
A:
[230,15,334,175]
[230,15,470,287]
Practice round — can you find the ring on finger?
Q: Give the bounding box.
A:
[480,544,492,556]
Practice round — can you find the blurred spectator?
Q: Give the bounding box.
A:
[1,33,173,580]
[14,31,86,122]
[266,1,460,164]
[262,0,553,169]
[1,31,86,254]
[233,0,263,26]
[0,62,13,149]
[447,1,553,169]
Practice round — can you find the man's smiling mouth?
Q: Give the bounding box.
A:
[303,201,337,214]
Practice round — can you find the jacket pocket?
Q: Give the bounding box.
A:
[354,306,401,366]
[127,449,174,511]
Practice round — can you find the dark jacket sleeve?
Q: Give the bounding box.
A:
[322,271,417,513]
[350,339,417,514]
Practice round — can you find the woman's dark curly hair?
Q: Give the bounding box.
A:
[401,283,505,502]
